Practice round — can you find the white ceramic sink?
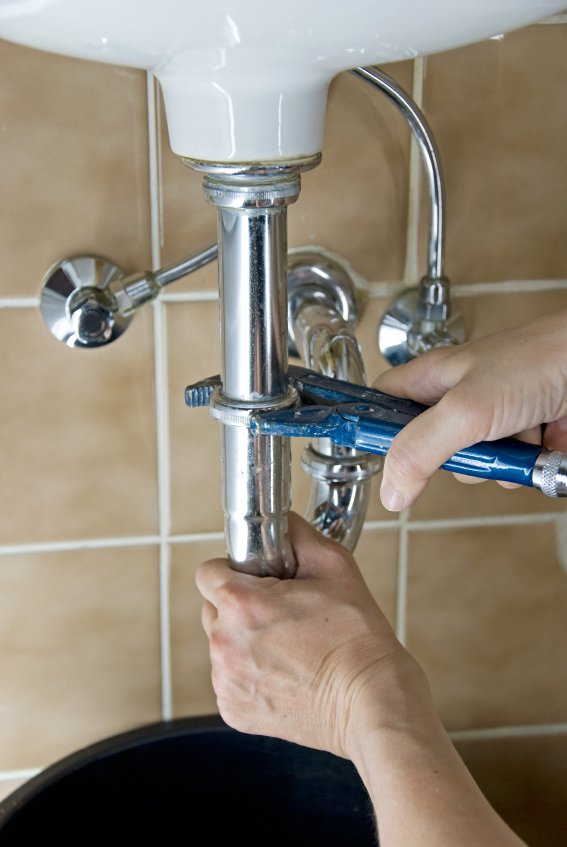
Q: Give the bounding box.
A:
[0,0,565,162]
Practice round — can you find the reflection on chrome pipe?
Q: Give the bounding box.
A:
[222,423,294,575]
[302,446,376,549]
[195,163,323,577]
[287,250,382,550]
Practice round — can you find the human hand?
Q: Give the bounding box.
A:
[373,310,567,511]
[196,511,427,760]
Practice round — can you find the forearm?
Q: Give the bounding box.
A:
[350,699,526,847]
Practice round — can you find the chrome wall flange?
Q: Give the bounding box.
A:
[40,255,131,348]
[39,246,218,348]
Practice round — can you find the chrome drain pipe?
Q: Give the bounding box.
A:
[185,157,321,577]
[287,250,382,550]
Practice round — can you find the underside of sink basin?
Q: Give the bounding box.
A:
[0,1,565,164]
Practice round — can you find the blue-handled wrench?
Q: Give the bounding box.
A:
[248,366,567,498]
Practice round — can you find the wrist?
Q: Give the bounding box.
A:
[343,647,438,765]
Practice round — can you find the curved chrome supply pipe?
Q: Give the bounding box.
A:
[353,66,445,281]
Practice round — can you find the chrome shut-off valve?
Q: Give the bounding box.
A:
[377,275,466,366]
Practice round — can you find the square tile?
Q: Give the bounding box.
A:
[0,41,151,298]
[0,308,158,544]
[406,523,567,731]
[422,25,567,283]
[453,733,567,847]
[0,545,162,771]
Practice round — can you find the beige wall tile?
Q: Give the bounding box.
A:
[170,539,226,718]
[0,308,158,544]
[0,41,151,298]
[352,529,399,629]
[0,545,162,772]
[167,301,224,535]
[406,524,567,731]
[454,733,567,847]
[422,25,567,283]
[411,291,567,520]
[458,289,567,340]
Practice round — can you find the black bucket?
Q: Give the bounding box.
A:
[0,715,377,845]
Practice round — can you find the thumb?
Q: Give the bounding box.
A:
[288,511,354,579]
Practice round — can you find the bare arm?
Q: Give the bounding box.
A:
[196,513,527,847]
[373,310,567,511]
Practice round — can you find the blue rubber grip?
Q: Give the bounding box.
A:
[352,417,541,487]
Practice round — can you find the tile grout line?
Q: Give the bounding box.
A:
[0,536,162,556]
[395,508,410,646]
[408,511,561,532]
[0,768,41,783]
[161,290,219,303]
[449,722,567,742]
[453,279,567,296]
[365,278,567,299]
[0,512,561,557]
[147,71,173,723]
[2,280,567,311]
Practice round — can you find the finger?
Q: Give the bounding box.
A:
[543,417,567,452]
[195,557,234,604]
[452,473,486,485]
[201,599,217,637]
[372,346,462,405]
[379,389,488,511]
[287,511,354,579]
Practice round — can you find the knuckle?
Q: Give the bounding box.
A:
[217,578,264,629]
[386,437,429,484]
[439,389,493,442]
